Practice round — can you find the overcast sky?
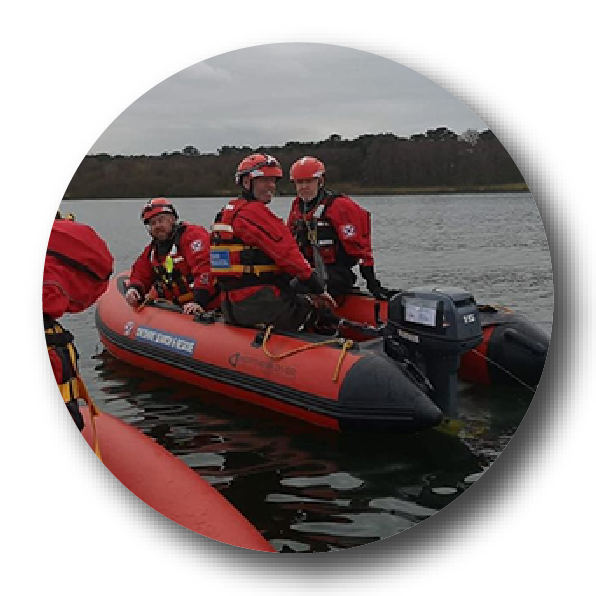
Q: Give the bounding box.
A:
[90,43,488,156]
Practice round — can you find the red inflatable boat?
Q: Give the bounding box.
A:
[97,274,549,432]
[80,406,275,552]
[96,274,443,432]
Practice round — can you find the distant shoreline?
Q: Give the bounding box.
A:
[322,182,529,196]
[63,183,530,200]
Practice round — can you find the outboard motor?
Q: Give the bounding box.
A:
[384,287,482,418]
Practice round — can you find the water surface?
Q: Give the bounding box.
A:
[57,193,553,552]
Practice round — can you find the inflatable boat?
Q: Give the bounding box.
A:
[333,291,549,389]
[96,273,548,432]
[80,406,275,552]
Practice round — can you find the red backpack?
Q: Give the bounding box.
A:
[44,219,114,317]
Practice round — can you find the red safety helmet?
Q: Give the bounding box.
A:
[141,198,178,223]
[289,156,325,181]
[235,153,283,185]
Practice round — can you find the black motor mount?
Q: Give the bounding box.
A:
[384,286,482,417]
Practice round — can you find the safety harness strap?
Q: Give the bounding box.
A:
[44,316,102,458]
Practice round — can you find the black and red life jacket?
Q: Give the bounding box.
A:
[289,192,357,268]
[210,199,281,290]
[148,223,194,304]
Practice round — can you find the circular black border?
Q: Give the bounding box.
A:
[26,25,593,592]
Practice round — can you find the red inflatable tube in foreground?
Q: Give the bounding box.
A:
[80,406,275,552]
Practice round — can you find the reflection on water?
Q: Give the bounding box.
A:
[92,349,530,552]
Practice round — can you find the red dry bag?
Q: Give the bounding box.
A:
[43,219,114,318]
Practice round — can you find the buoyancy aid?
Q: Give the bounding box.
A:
[43,314,101,460]
[45,316,78,401]
[149,224,195,304]
[290,192,358,268]
[44,314,84,431]
[210,199,282,290]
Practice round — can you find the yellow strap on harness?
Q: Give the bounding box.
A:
[46,327,102,460]
[211,244,281,276]
[48,341,80,404]
[215,264,280,275]
[176,291,195,303]
[261,325,354,383]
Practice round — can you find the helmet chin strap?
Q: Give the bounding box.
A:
[242,188,255,201]
[300,187,325,211]
[242,179,256,200]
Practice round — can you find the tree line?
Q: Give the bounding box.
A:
[64,128,527,199]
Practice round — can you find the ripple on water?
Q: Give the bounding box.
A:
[281,472,364,490]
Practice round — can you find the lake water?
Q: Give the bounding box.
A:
[56,193,553,552]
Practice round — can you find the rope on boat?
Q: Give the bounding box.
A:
[261,325,354,383]
[136,296,167,312]
[471,348,536,393]
[76,378,102,461]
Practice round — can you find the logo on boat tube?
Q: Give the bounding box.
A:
[135,326,196,356]
[124,321,135,336]
[228,352,296,377]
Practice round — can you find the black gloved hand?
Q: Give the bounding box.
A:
[360,265,384,299]
[289,276,311,294]
[303,271,325,295]
[366,278,391,300]
[360,265,395,300]
[366,279,388,300]
[193,288,211,310]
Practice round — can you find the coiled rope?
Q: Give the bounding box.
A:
[261,325,354,383]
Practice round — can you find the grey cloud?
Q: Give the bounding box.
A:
[90,43,487,155]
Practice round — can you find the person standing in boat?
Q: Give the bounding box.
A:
[44,216,114,431]
[287,156,391,301]
[125,198,218,313]
[210,153,336,330]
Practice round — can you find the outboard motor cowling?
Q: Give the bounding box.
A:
[385,287,482,417]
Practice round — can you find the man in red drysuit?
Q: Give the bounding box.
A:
[210,153,335,330]
[287,156,391,300]
[126,198,219,313]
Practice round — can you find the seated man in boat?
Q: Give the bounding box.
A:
[210,153,336,331]
[44,217,113,431]
[125,198,219,313]
[287,156,391,301]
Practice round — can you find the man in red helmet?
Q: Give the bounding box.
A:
[125,198,218,313]
[287,156,390,300]
[210,153,336,330]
